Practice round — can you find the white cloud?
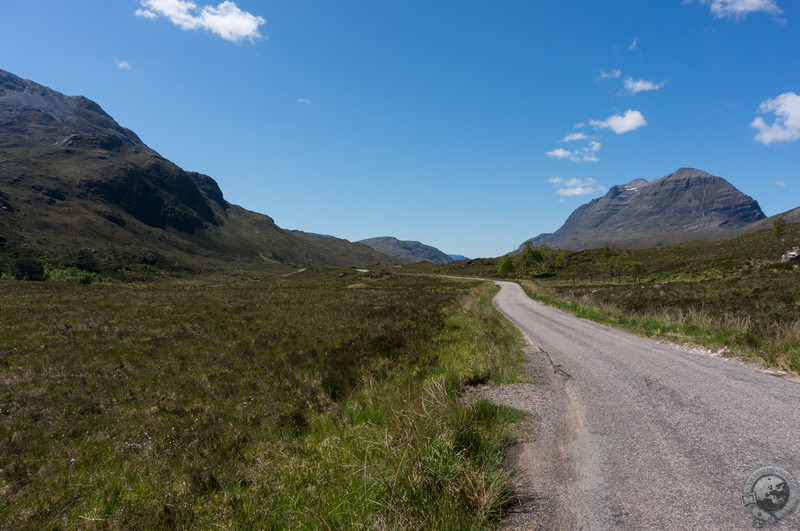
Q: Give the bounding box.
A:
[560,132,589,142]
[691,0,782,19]
[771,180,787,187]
[136,9,158,18]
[297,98,312,104]
[590,110,647,134]
[598,69,622,80]
[136,0,266,42]
[624,77,666,94]
[548,177,605,197]
[751,92,800,144]
[547,141,601,163]
[115,60,131,70]
[576,141,601,162]
[629,37,639,50]
[546,148,572,159]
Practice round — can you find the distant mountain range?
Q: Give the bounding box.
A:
[358,237,453,263]
[521,168,793,251]
[2,69,794,275]
[0,69,393,276]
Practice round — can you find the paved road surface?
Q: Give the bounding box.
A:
[492,280,800,530]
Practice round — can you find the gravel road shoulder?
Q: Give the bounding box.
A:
[467,343,579,530]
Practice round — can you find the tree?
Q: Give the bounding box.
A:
[601,246,618,283]
[773,217,786,241]
[624,260,647,284]
[11,258,46,281]
[66,248,98,272]
[521,244,545,276]
[497,256,515,277]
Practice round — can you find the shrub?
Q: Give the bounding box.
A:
[497,256,515,277]
[44,267,106,284]
[11,258,45,281]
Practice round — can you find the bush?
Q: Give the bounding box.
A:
[11,258,46,281]
[45,267,106,284]
[497,256,515,277]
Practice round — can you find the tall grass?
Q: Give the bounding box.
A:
[520,280,800,372]
[0,271,525,528]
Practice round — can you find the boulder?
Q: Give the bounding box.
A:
[780,247,800,263]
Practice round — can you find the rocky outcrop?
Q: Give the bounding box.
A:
[781,247,800,263]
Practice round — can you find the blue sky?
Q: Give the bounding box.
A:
[2,0,799,258]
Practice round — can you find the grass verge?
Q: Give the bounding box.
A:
[519,280,800,373]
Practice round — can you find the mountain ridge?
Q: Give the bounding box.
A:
[358,236,453,263]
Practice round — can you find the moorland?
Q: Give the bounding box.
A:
[0,269,528,529]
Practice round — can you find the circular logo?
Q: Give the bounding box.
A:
[742,466,798,524]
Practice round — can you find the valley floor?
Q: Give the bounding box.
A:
[0,271,528,529]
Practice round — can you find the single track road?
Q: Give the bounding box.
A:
[491,280,800,530]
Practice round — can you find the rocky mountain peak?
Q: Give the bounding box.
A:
[625,178,648,188]
[522,168,766,250]
[0,69,143,147]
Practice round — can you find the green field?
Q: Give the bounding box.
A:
[0,270,526,529]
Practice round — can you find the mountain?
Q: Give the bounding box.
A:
[358,237,453,263]
[523,168,767,250]
[448,254,470,261]
[0,69,392,277]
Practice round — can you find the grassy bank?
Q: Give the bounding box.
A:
[519,279,800,373]
[0,270,525,529]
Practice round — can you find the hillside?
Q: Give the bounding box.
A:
[0,69,392,277]
[523,168,766,250]
[358,236,453,263]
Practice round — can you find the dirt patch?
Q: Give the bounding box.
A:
[466,344,580,530]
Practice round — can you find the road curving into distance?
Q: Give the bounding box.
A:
[491,280,800,530]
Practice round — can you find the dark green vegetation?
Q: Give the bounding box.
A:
[407,222,800,372]
[0,270,526,529]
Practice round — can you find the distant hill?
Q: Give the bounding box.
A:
[448,254,470,261]
[358,237,453,263]
[522,168,767,250]
[744,206,800,231]
[0,69,392,277]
